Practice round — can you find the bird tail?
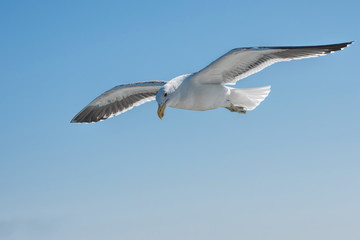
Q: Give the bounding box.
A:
[227,86,271,111]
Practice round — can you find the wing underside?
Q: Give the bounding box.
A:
[71,81,166,123]
[192,42,353,85]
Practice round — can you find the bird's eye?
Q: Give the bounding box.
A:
[164,93,168,97]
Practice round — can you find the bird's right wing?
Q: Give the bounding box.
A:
[191,42,353,85]
[71,81,166,123]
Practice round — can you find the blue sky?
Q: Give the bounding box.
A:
[1,0,359,239]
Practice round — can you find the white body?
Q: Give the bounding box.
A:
[162,73,270,112]
[167,74,230,110]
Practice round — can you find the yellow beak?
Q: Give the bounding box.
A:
[157,102,167,119]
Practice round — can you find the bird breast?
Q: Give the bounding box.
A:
[168,82,230,111]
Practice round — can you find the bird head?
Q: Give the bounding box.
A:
[155,75,186,119]
[156,87,169,119]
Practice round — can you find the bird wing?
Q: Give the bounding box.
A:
[71,81,166,123]
[191,42,353,85]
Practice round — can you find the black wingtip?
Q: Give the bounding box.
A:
[70,105,110,124]
[338,41,354,47]
[344,41,354,48]
[255,41,354,51]
[324,41,354,54]
[70,116,81,123]
[70,110,92,124]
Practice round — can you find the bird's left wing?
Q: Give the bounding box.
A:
[191,42,353,85]
[71,81,166,123]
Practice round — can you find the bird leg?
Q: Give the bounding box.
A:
[225,105,246,114]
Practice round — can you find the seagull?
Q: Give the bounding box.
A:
[71,42,353,123]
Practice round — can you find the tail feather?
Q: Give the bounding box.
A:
[228,86,271,111]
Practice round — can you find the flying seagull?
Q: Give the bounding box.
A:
[71,42,353,123]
